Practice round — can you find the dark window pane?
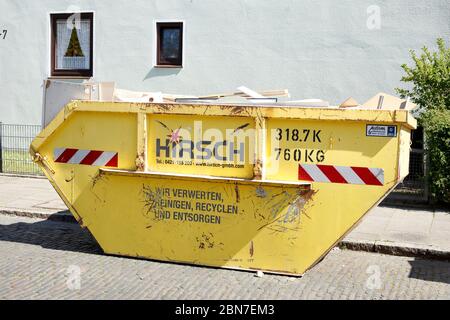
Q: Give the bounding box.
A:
[161,28,180,62]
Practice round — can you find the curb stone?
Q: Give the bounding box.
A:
[0,173,45,179]
[339,239,450,261]
[0,208,76,223]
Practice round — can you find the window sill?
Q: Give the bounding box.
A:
[48,76,92,80]
[153,65,183,69]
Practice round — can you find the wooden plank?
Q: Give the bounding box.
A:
[198,89,289,99]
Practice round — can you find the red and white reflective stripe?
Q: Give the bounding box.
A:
[54,148,118,167]
[298,164,384,186]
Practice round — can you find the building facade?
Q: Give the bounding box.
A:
[0,0,449,125]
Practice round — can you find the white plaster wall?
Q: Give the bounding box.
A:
[0,0,449,125]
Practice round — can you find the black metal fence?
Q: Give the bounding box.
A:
[385,127,429,204]
[386,147,429,203]
[0,123,43,176]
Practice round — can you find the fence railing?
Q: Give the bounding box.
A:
[0,123,43,176]
[385,148,429,204]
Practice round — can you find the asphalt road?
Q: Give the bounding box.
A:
[0,214,449,299]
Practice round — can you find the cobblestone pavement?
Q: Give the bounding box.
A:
[0,214,449,300]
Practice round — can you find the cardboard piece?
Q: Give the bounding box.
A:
[362,92,417,111]
[339,97,359,108]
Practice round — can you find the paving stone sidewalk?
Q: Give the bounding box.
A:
[1,214,449,299]
[0,174,449,259]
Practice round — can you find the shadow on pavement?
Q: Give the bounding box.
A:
[0,214,102,255]
[44,210,77,223]
[408,258,450,284]
[2,213,450,287]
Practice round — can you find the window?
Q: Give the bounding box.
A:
[156,22,183,67]
[50,13,93,77]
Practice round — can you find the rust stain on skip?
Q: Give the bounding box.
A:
[135,152,146,171]
[298,189,318,220]
[257,187,315,232]
[235,184,240,203]
[249,241,254,257]
[196,233,216,250]
[230,106,246,115]
[141,184,164,219]
[253,159,263,180]
[154,104,174,112]
[91,170,107,188]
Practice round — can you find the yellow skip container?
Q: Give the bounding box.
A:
[30,101,416,276]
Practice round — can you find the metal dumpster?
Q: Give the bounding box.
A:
[30,101,416,276]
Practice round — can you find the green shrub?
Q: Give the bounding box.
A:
[421,110,450,203]
[396,38,450,204]
[396,38,449,113]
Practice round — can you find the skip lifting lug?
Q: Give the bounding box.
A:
[33,152,55,174]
